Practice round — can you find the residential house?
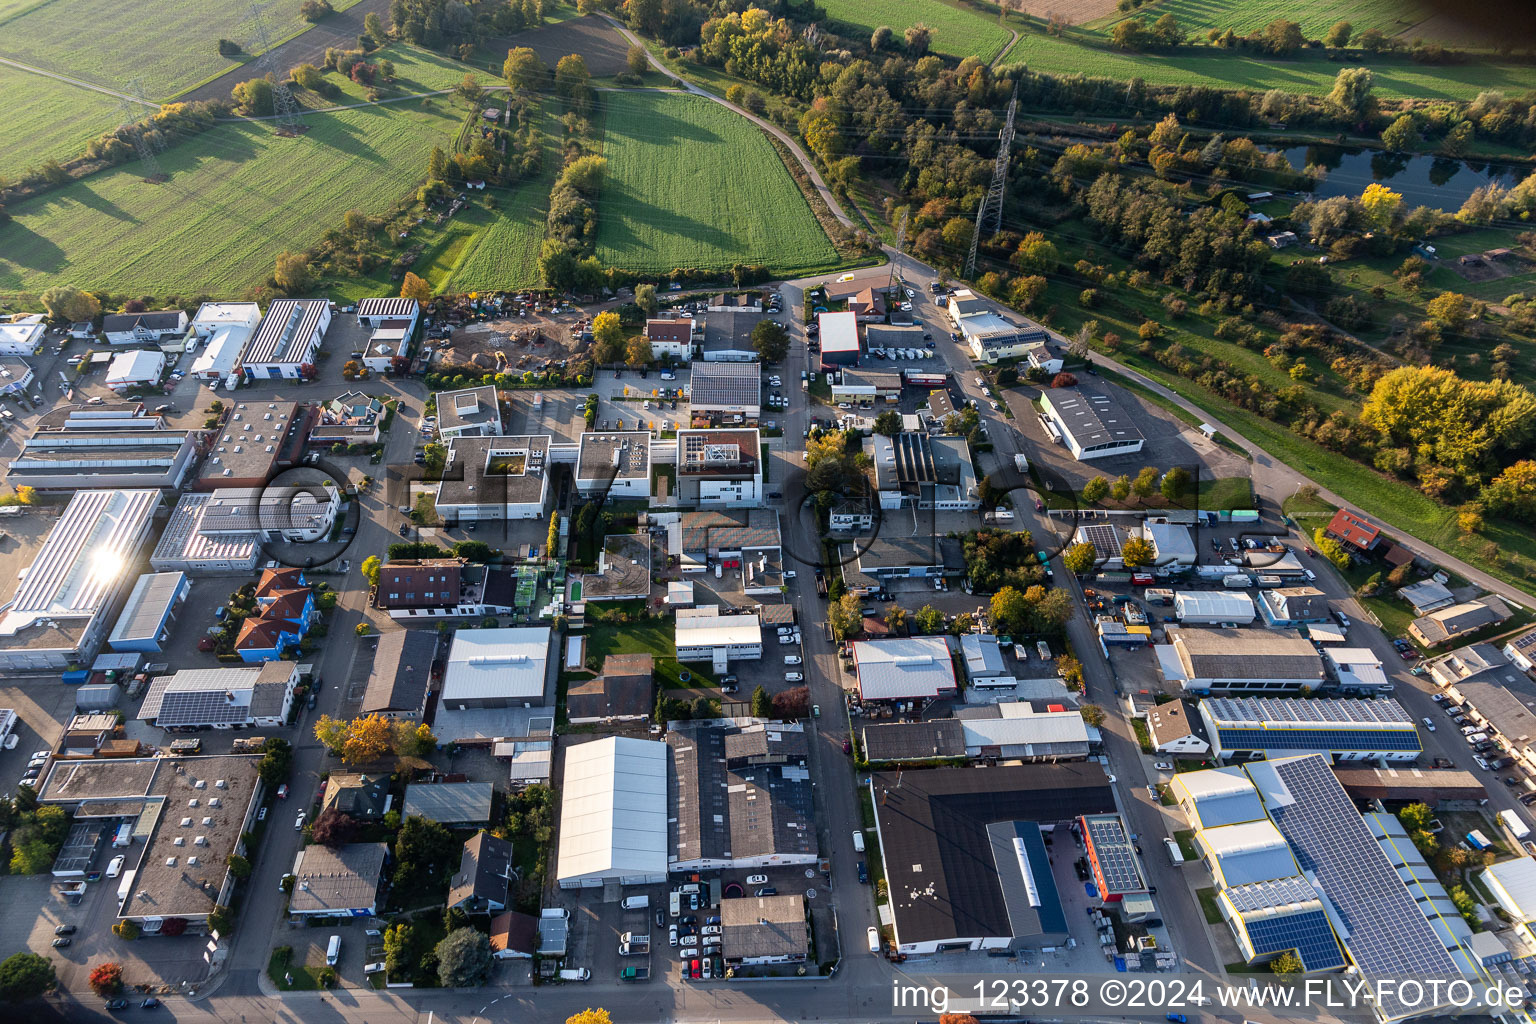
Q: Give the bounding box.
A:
[1325,509,1380,552]
[321,773,392,820]
[448,832,516,914]
[310,391,384,446]
[101,310,188,346]
[643,319,695,361]
[1408,598,1512,647]
[489,911,540,959]
[233,568,314,663]
[1147,700,1210,755]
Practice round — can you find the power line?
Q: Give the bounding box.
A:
[115,79,164,183]
[247,1,303,136]
[967,82,1018,278]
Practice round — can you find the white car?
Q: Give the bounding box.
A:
[785,672,803,682]
[1153,762,1174,771]
[783,570,796,579]
[680,935,698,948]
[777,635,797,645]
[776,626,795,636]
[702,925,721,937]
[746,874,769,886]
[1475,756,1492,771]
[669,925,678,946]
[106,855,124,878]
[295,812,307,831]
[785,655,802,665]
[974,376,984,387]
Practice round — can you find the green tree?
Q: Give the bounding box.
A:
[39,284,100,324]
[1261,18,1303,55]
[1079,704,1105,727]
[829,593,861,642]
[1130,466,1160,504]
[1033,588,1074,631]
[751,685,771,718]
[1380,114,1421,152]
[1014,232,1060,275]
[1312,527,1351,570]
[232,76,274,116]
[626,44,648,75]
[554,54,591,103]
[634,283,657,316]
[1324,20,1353,47]
[226,853,252,880]
[547,511,561,557]
[1270,950,1303,976]
[274,251,311,294]
[363,11,386,45]
[872,410,901,437]
[1110,475,1131,502]
[503,47,546,96]
[0,952,54,1002]
[1425,291,1470,332]
[1327,66,1373,118]
[383,923,414,974]
[1159,466,1191,504]
[990,586,1031,635]
[1063,542,1097,575]
[257,737,292,786]
[1081,476,1109,504]
[884,604,906,634]
[1121,535,1156,568]
[591,311,625,365]
[1482,461,1536,523]
[435,927,492,987]
[913,605,945,634]
[751,320,790,363]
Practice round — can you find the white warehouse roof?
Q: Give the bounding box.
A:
[555,736,670,883]
[442,627,550,703]
[1173,591,1255,623]
[674,607,761,649]
[1482,858,1536,923]
[853,636,956,700]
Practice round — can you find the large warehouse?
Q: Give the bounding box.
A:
[1039,391,1145,461]
[441,627,550,709]
[818,311,861,367]
[555,736,670,888]
[674,606,762,670]
[853,636,958,703]
[0,489,160,671]
[1156,627,1324,693]
[1173,591,1256,626]
[688,362,761,417]
[1198,697,1421,763]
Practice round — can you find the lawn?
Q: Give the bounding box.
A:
[445,112,561,293]
[584,599,714,690]
[817,0,1014,61]
[996,31,1533,100]
[293,43,489,109]
[0,0,365,100]
[594,92,840,277]
[1196,886,1223,924]
[0,66,125,180]
[0,99,460,299]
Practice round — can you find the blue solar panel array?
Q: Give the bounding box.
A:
[1242,909,1345,971]
[1216,727,1421,752]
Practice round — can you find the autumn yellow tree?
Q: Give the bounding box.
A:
[591,311,624,364]
[313,714,347,753]
[341,714,395,764]
[566,1011,612,1024]
[392,721,436,757]
[1360,182,1402,230]
[625,334,652,367]
[401,272,432,302]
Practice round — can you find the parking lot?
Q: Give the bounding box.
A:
[591,369,692,434]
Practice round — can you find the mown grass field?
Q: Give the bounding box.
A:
[997,31,1531,99]
[0,66,125,179]
[818,0,1014,61]
[594,92,839,277]
[447,167,559,293]
[292,43,489,109]
[1098,0,1426,38]
[0,0,363,99]
[0,100,459,298]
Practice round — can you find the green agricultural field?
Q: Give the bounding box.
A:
[818,0,1014,61]
[0,0,362,100]
[1099,0,1427,40]
[448,169,559,293]
[293,43,489,109]
[0,67,125,180]
[997,31,1531,100]
[0,100,459,297]
[594,92,839,277]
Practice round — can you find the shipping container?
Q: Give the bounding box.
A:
[1500,809,1531,841]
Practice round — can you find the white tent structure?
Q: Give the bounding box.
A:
[556,736,670,888]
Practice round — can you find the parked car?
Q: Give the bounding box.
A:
[746,874,768,886]
[294,811,307,831]
[52,938,71,948]
[1153,762,1174,771]
[54,925,75,936]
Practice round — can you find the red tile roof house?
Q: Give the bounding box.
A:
[1325,509,1380,551]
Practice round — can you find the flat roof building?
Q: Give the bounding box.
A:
[1198,819,1300,888]
[0,489,159,671]
[853,636,958,702]
[721,894,808,965]
[442,627,550,709]
[958,311,1049,364]
[575,431,650,499]
[674,606,762,668]
[1039,390,1145,461]
[674,428,762,507]
[960,702,1091,761]
[150,492,259,575]
[138,662,298,730]
[403,782,494,826]
[870,764,1114,954]
[1156,627,1324,693]
[688,362,761,415]
[1173,591,1256,625]
[1325,647,1391,695]
[107,571,188,653]
[436,435,551,521]
[555,736,670,888]
[435,386,502,439]
[1169,766,1267,830]
[8,413,197,492]
[867,432,979,511]
[818,311,860,366]
[1199,697,1420,763]
[193,400,303,491]
[189,302,261,381]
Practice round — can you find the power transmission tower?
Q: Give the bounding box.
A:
[964,82,1020,278]
[887,208,909,294]
[247,1,303,135]
[115,81,164,183]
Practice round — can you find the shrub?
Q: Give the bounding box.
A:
[88,962,123,996]
[217,38,241,56]
[300,0,333,21]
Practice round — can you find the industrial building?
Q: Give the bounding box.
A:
[555,736,670,889]
[959,633,1009,683]
[957,312,1049,363]
[0,489,159,671]
[403,782,495,826]
[1173,591,1255,626]
[1038,391,1146,461]
[869,764,1115,954]
[1217,875,1344,973]
[441,627,550,709]
[688,362,761,417]
[1198,697,1420,763]
[241,299,329,379]
[721,894,809,966]
[309,392,384,446]
[958,703,1092,761]
[867,432,979,510]
[817,311,861,367]
[1409,598,1512,647]
[852,636,958,702]
[1169,767,1268,830]
[192,400,303,491]
[107,572,189,653]
[189,302,261,382]
[150,492,261,574]
[288,843,388,918]
[1156,627,1324,693]
[674,606,762,669]
[138,663,299,730]
[435,435,552,521]
[1079,813,1149,901]
[7,407,198,492]
[104,349,165,391]
[1135,522,1197,567]
[668,721,817,873]
[1257,587,1333,628]
[360,629,438,721]
[1325,648,1391,695]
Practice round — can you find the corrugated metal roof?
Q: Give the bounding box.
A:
[442,627,549,702]
[854,637,956,700]
[556,737,669,882]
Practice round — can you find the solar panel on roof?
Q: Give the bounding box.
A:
[1085,817,1143,893]
[1242,909,1345,971]
[1216,727,1421,752]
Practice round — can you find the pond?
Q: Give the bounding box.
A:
[1268,144,1529,211]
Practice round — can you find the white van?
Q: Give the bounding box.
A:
[867,926,880,953]
[325,935,341,966]
[558,968,591,981]
[669,891,681,918]
[852,830,865,853]
[621,895,650,911]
